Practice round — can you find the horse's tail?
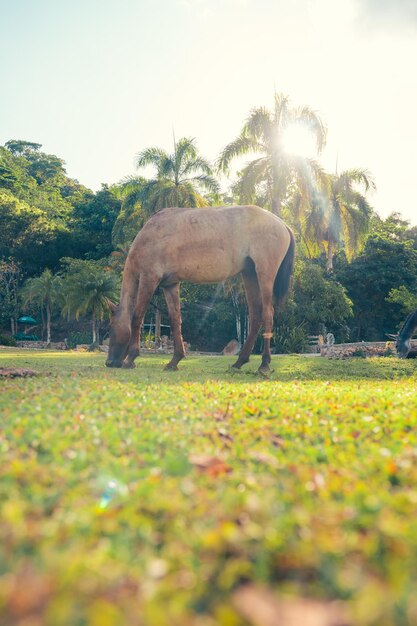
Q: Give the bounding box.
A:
[273,227,295,308]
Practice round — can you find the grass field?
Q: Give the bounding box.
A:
[1,349,417,626]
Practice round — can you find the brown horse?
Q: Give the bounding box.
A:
[106,205,295,375]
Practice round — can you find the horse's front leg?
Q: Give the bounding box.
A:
[162,284,185,371]
[122,320,141,368]
[122,277,159,369]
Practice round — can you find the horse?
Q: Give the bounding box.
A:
[387,309,417,358]
[105,205,295,376]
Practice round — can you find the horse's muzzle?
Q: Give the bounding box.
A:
[105,359,122,368]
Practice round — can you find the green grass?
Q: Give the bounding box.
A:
[1,349,417,625]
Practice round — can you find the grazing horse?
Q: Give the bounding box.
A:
[387,309,417,358]
[106,205,295,376]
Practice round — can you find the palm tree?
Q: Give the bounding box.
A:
[60,260,119,344]
[111,176,149,248]
[217,93,327,215]
[22,269,61,343]
[135,137,220,211]
[306,168,375,272]
[107,242,131,274]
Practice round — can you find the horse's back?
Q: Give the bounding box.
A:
[127,205,291,284]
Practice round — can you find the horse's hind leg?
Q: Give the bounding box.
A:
[123,277,159,369]
[232,272,262,369]
[256,272,275,377]
[163,283,186,371]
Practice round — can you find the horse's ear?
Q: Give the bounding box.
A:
[106,298,118,314]
[386,333,398,340]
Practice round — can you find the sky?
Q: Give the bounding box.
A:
[1,0,417,223]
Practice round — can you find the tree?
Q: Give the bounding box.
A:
[5,140,42,157]
[0,189,72,276]
[336,220,417,340]
[21,269,62,343]
[217,93,326,215]
[307,169,375,272]
[0,260,20,334]
[72,185,122,258]
[293,260,353,333]
[60,259,119,344]
[111,176,148,246]
[135,137,220,212]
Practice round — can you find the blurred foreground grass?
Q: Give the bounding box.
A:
[1,349,417,625]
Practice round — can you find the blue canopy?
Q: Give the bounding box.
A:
[17,316,38,324]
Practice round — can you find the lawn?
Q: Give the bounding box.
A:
[1,349,417,626]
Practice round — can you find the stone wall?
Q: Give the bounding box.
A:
[16,341,67,350]
[321,341,395,358]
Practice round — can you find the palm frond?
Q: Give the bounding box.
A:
[244,107,272,141]
[181,155,215,178]
[235,157,270,203]
[339,168,376,193]
[273,93,290,129]
[289,105,327,153]
[189,174,220,194]
[136,147,167,170]
[217,134,263,173]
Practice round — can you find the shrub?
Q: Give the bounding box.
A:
[0,334,17,346]
[66,331,93,349]
[273,323,308,354]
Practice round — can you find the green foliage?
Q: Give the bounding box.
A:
[60,258,119,343]
[337,219,417,340]
[0,259,20,332]
[0,333,16,346]
[0,144,90,222]
[273,321,308,353]
[181,282,237,351]
[0,142,92,277]
[65,330,93,349]
[291,260,353,338]
[386,285,417,313]
[21,269,62,342]
[0,189,71,275]
[71,185,122,259]
[2,351,417,625]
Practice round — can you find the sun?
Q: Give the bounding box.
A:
[281,123,317,159]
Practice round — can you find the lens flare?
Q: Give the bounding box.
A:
[281,124,317,159]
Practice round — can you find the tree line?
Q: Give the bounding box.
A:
[1,93,417,351]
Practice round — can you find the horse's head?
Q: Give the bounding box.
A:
[386,333,411,359]
[105,299,131,368]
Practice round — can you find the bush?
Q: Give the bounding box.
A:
[66,331,93,349]
[0,334,17,346]
[273,323,308,354]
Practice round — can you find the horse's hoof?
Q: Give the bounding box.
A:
[122,361,136,369]
[257,366,271,379]
[164,363,178,371]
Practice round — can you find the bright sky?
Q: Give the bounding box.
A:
[1,0,417,223]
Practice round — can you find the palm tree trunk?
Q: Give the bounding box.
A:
[271,196,280,215]
[46,303,51,344]
[155,308,162,347]
[92,310,97,344]
[326,240,335,272]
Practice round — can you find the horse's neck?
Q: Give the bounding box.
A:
[119,268,139,320]
[400,309,417,340]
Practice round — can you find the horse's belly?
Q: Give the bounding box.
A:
[168,245,243,284]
